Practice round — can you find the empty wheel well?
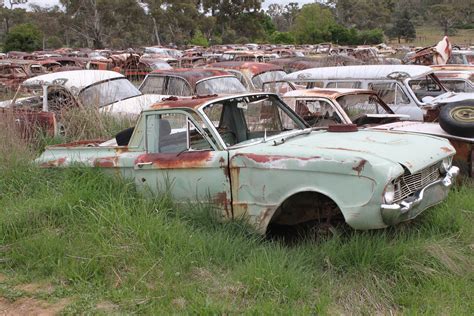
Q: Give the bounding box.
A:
[268,191,343,228]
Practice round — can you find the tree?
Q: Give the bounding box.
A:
[291,4,336,44]
[4,23,42,52]
[430,3,459,36]
[388,8,416,43]
[190,29,208,47]
[269,31,294,44]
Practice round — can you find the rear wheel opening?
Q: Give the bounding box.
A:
[266,192,346,242]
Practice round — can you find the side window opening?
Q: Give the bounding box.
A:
[146,113,213,153]
[326,81,361,88]
[369,82,410,105]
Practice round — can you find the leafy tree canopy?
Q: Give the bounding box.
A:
[4,22,42,52]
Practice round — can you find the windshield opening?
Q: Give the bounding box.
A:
[196,77,247,95]
[252,71,286,90]
[408,74,447,102]
[202,94,305,147]
[79,78,141,108]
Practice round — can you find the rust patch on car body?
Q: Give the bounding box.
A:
[93,156,119,168]
[213,191,231,218]
[352,159,367,175]
[441,146,454,153]
[40,157,66,167]
[237,153,321,164]
[135,151,213,168]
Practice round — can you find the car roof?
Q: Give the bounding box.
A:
[22,70,124,91]
[208,61,284,76]
[284,65,433,81]
[148,68,235,87]
[283,88,378,99]
[148,92,275,111]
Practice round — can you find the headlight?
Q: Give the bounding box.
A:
[439,157,452,174]
[383,183,395,204]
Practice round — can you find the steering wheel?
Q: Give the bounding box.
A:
[351,114,369,126]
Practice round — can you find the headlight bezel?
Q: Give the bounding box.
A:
[439,156,453,174]
[383,183,396,204]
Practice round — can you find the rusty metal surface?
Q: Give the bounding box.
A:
[0,108,57,137]
[148,68,234,88]
[208,61,283,76]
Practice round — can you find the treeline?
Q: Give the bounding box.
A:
[0,0,472,51]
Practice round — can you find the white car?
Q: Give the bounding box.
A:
[0,70,165,116]
[0,70,165,136]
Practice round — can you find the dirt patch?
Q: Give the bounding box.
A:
[0,297,70,315]
[96,301,119,312]
[0,274,8,283]
[171,297,186,310]
[15,282,55,295]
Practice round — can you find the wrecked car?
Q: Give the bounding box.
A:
[37,92,458,233]
[282,88,473,177]
[138,68,247,96]
[430,65,474,93]
[284,65,474,136]
[0,70,164,136]
[208,61,286,91]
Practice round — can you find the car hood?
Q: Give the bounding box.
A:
[231,129,454,174]
[430,91,474,105]
[100,94,165,115]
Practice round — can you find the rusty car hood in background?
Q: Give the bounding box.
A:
[230,129,454,174]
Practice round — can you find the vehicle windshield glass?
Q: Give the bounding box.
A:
[408,74,447,102]
[196,77,247,95]
[252,70,286,89]
[79,78,141,107]
[336,94,391,121]
[202,94,305,147]
[440,80,474,92]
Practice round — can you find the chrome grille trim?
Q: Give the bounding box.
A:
[393,164,441,202]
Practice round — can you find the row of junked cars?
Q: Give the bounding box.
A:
[1,54,473,234]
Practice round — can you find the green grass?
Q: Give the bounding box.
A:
[390,25,474,47]
[0,160,472,314]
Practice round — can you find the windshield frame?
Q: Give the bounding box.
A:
[78,77,142,108]
[197,93,309,150]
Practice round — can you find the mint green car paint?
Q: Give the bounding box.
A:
[36,93,458,233]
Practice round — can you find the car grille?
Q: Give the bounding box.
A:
[393,164,441,202]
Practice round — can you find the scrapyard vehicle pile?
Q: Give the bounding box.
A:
[1,38,473,234]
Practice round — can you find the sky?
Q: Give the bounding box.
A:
[12,0,315,10]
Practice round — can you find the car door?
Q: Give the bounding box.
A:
[133,109,233,218]
[369,81,423,121]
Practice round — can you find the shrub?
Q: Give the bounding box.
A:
[4,23,42,52]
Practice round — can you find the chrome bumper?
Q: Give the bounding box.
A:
[381,166,459,226]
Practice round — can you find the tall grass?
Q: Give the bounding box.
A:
[0,155,472,313]
[0,97,472,313]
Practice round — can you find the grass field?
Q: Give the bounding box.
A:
[389,25,474,47]
[0,126,473,314]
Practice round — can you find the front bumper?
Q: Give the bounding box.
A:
[381,166,459,226]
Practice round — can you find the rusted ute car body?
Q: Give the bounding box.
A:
[284,65,474,121]
[36,92,458,233]
[208,61,286,91]
[139,68,247,96]
[283,88,474,177]
[282,88,406,128]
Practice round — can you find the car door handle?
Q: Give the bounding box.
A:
[136,162,153,168]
